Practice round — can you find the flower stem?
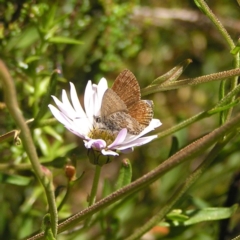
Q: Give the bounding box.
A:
[57,183,71,212]
[85,164,102,226]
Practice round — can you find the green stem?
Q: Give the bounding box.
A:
[157,111,208,139]
[196,0,239,122]
[84,165,102,226]
[125,133,236,240]
[141,68,240,95]
[89,165,102,206]
[57,183,71,212]
[0,60,58,237]
[196,0,235,49]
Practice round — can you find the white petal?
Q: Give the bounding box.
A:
[101,149,119,156]
[85,139,107,150]
[62,90,76,114]
[72,118,92,135]
[108,128,127,148]
[92,84,100,115]
[98,78,108,99]
[49,104,87,138]
[65,126,86,139]
[116,135,157,150]
[96,78,108,115]
[52,95,76,120]
[150,119,162,129]
[70,82,86,118]
[84,81,94,118]
[124,118,161,144]
[48,104,71,126]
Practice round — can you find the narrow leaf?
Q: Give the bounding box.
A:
[0,173,31,186]
[168,136,179,157]
[151,59,192,85]
[115,159,132,190]
[184,204,238,225]
[48,36,83,45]
[33,69,60,127]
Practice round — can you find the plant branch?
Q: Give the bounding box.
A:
[141,68,240,95]
[0,60,58,237]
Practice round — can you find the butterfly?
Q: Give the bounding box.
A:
[95,69,153,135]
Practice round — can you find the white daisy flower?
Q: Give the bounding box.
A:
[48,78,161,158]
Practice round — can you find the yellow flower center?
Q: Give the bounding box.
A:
[88,128,117,146]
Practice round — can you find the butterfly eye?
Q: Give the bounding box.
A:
[95,116,102,123]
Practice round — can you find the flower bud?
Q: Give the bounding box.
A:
[65,165,76,181]
[88,148,113,166]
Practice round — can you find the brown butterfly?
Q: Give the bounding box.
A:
[95,69,153,135]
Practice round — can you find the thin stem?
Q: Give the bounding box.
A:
[141,68,240,95]
[125,133,236,240]
[196,0,239,122]
[196,0,235,49]
[84,165,102,226]
[89,165,102,206]
[157,111,208,139]
[0,60,58,237]
[57,183,71,212]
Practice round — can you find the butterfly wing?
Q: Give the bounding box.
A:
[101,88,127,117]
[112,69,153,128]
[104,111,145,134]
[100,88,144,134]
[128,100,153,127]
[112,69,140,108]
[100,69,154,135]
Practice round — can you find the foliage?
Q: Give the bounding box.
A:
[0,0,240,239]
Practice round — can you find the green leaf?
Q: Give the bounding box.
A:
[151,59,192,85]
[115,159,132,190]
[32,70,60,127]
[0,173,31,186]
[48,36,83,45]
[25,55,41,64]
[141,59,192,96]
[43,126,63,141]
[5,27,39,51]
[184,205,238,225]
[168,136,179,157]
[167,209,189,222]
[43,5,57,30]
[230,46,240,55]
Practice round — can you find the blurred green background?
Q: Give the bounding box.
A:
[0,0,240,239]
